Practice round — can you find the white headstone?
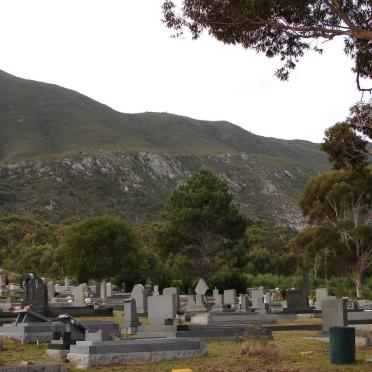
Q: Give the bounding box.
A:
[131,284,148,314]
[195,278,209,295]
[106,282,112,298]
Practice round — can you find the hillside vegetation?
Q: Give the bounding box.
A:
[0,70,329,227]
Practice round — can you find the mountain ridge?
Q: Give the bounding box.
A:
[0,70,330,228]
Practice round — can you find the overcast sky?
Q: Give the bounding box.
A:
[0,0,367,142]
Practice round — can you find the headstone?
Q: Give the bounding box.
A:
[240,294,249,312]
[223,289,236,309]
[131,284,148,314]
[73,285,85,304]
[213,288,224,309]
[148,294,176,325]
[163,287,180,309]
[100,281,107,301]
[195,294,205,307]
[195,279,209,295]
[187,295,195,307]
[106,282,112,298]
[286,290,309,311]
[47,281,55,301]
[23,276,48,311]
[123,298,138,334]
[315,288,335,310]
[0,271,6,287]
[64,277,70,290]
[153,285,159,295]
[322,298,347,333]
[95,281,101,298]
[251,288,265,312]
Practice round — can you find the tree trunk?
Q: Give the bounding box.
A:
[354,271,363,298]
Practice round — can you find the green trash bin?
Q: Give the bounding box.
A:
[329,326,355,364]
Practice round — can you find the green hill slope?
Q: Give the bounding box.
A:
[0,70,329,228]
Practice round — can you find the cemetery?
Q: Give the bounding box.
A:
[0,274,371,370]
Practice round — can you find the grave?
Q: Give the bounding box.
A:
[240,294,249,312]
[315,288,335,310]
[223,289,236,309]
[251,288,265,313]
[131,284,147,314]
[285,290,310,313]
[73,285,85,305]
[0,364,68,372]
[163,287,180,309]
[0,309,64,343]
[23,276,48,313]
[123,298,138,335]
[106,282,112,298]
[212,288,224,310]
[67,338,207,368]
[148,294,177,325]
[191,311,277,325]
[195,279,209,296]
[47,282,55,301]
[322,298,347,334]
[176,324,273,341]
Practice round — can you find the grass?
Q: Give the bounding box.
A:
[0,329,372,371]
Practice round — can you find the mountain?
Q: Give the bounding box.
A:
[0,70,330,228]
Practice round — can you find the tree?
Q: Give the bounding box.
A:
[62,216,143,283]
[300,168,372,296]
[157,167,247,281]
[163,0,372,90]
[322,100,372,170]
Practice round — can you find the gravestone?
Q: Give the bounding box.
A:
[23,276,48,312]
[224,289,236,309]
[0,271,6,287]
[64,277,70,290]
[195,294,205,307]
[322,298,348,333]
[100,281,107,302]
[148,294,176,324]
[73,285,85,304]
[251,288,265,311]
[195,279,209,295]
[106,282,112,298]
[123,298,138,334]
[188,295,195,307]
[163,287,180,309]
[131,284,148,314]
[213,288,224,309]
[153,285,159,295]
[240,294,249,312]
[315,288,335,310]
[47,281,55,301]
[286,290,309,312]
[95,281,101,298]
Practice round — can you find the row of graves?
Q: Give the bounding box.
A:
[0,275,372,368]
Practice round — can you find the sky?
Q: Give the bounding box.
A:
[0,0,367,142]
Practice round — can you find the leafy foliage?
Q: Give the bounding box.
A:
[300,168,372,296]
[62,216,144,283]
[322,100,371,170]
[157,167,248,279]
[163,0,372,88]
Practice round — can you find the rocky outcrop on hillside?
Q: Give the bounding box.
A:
[0,151,318,229]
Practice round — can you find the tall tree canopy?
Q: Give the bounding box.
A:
[62,215,144,283]
[322,100,372,170]
[300,168,372,296]
[163,0,372,90]
[157,167,247,281]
